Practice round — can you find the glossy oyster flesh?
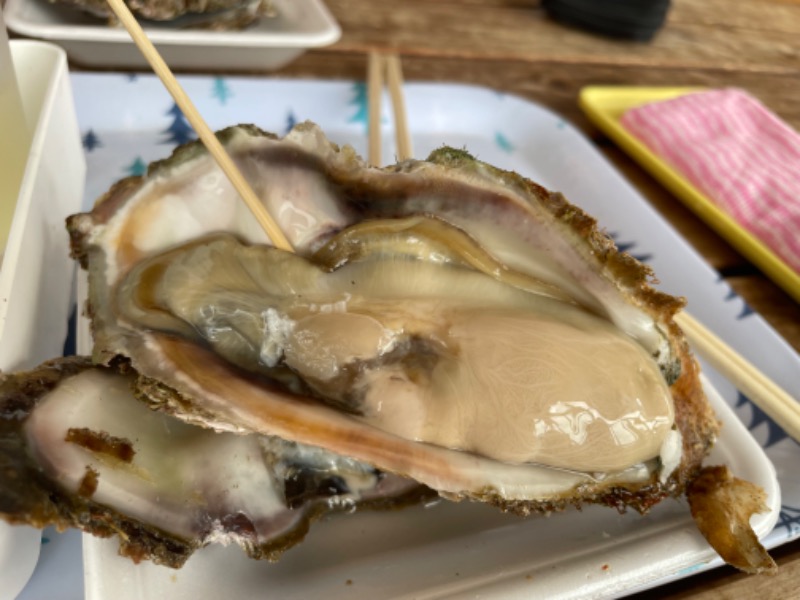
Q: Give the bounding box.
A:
[68,122,719,514]
[0,357,426,567]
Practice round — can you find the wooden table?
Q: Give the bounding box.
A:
[272,0,800,597]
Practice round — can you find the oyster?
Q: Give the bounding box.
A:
[67,122,719,516]
[0,357,427,567]
[50,0,275,29]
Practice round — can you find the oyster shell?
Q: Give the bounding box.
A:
[68,122,719,516]
[50,0,275,29]
[0,357,426,567]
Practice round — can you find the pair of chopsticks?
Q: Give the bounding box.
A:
[106,0,800,443]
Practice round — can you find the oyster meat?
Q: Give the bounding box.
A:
[0,357,426,567]
[68,122,719,516]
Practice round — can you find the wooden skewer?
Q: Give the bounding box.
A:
[378,53,800,443]
[105,0,294,253]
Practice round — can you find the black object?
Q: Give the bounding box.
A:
[542,0,672,41]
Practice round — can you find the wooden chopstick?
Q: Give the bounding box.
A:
[105,0,294,253]
[367,52,384,167]
[377,53,800,443]
[384,54,413,161]
[676,312,800,441]
[367,51,413,165]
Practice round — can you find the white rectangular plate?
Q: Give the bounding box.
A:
[3,0,340,70]
[19,74,799,600]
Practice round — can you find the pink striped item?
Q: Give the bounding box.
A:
[620,88,800,275]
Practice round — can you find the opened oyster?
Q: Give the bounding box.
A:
[68,122,719,516]
[0,357,426,567]
[0,122,776,574]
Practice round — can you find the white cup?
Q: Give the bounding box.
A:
[0,14,41,600]
[0,522,41,600]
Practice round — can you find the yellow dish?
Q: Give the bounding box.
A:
[579,85,800,303]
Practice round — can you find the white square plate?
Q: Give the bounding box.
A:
[56,74,795,599]
[3,0,340,70]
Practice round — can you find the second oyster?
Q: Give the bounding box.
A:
[0,357,425,567]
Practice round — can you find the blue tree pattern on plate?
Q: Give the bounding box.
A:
[724,285,755,319]
[495,132,514,153]
[212,77,234,105]
[284,110,297,135]
[161,103,196,145]
[124,157,148,177]
[776,505,800,538]
[609,232,653,264]
[735,392,792,448]
[347,82,369,131]
[82,130,102,152]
